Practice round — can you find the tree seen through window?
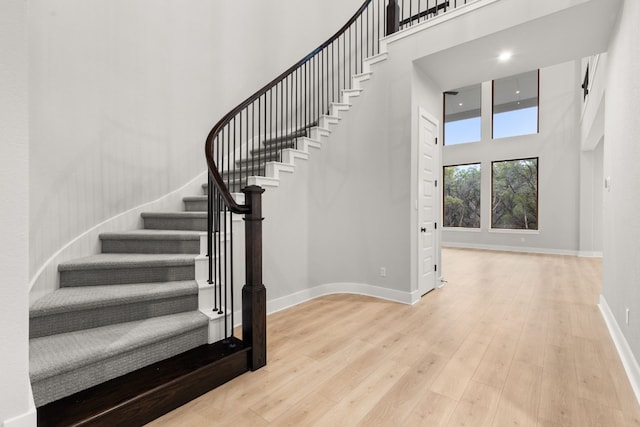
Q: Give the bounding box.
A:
[492,158,538,230]
[443,164,481,228]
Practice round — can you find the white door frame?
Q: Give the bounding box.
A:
[415,107,441,297]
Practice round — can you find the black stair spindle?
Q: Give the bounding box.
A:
[229,206,235,345]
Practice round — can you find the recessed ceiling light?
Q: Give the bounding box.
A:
[459,103,463,106]
[498,51,512,62]
[516,90,520,94]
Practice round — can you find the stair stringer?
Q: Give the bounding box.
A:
[29,171,209,304]
[243,61,385,190]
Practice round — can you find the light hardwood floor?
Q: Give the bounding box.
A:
[148,248,640,426]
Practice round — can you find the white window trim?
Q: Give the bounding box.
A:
[488,228,539,235]
[443,227,482,232]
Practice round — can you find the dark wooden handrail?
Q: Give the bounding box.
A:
[200,0,464,384]
[204,0,373,213]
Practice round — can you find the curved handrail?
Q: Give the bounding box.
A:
[205,0,374,214]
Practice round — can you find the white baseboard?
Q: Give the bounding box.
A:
[599,294,640,406]
[578,250,603,258]
[443,242,579,257]
[266,282,419,316]
[4,386,36,427]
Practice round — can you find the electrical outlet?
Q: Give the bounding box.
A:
[626,308,630,325]
[380,267,386,277]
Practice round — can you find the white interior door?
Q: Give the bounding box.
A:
[418,109,439,296]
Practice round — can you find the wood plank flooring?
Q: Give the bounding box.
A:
[148,248,640,426]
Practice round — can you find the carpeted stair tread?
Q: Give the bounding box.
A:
[252,140,296,155]
[30,311,208,382]
[141,212,207,219]
[58,253,196,272]
[30,281,198,318]
[141,211,207,232]
[100,230,202,254]
[220,171,265,183]
[30,311,209,406]
[262,127,311,145]
[222,164,265,178]
[236,153,280,167]
[100,230,203,241]
[182,196,207,202]
[182,196,209,213]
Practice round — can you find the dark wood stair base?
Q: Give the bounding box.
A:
[37,337,250,427]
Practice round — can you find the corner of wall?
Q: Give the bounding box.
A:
[599,294,640,407]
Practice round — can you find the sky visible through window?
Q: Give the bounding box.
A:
[444,117,481,145]
[445,106,538,143]
[493,107,538,139]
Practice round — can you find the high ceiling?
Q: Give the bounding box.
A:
[411,0,622,92]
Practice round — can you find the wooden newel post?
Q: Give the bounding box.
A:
[386,0,400,36]
[242,185,266,370]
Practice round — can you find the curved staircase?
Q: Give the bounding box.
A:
[30,0,402,423]
[29,193,211,408]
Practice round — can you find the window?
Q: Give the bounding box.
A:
[444,84,481,145]
[443,164,481,228]
[493,70,539,139]
[491,158,538,230]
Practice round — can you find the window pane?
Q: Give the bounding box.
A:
[492,158,538,230]
[443,164,481,228]
[444,84,481,145]
[493,70,538,139]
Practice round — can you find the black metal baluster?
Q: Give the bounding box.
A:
[384,0,387,35]
[280,80,283,155]
[367,5,370,59]
[208,175,213,290]
[337,36,341,100]
[233,117,236,193]
[228,208,235,343]
[217,132,224,315]
[376,0,379,53]
[269,89,273,170]
[274,84,278,160]
[295,69,298,140]
[250,104,254,182]
[321,49,324,116]
[331,43,335,108]
[349,26,352,86]
[292,73,295,137]
[356,15,364,74]
[222,203,228,337]
[286,76,288,149]
[214,187,220,311]
[257,96,261,174]
[239,110,243,189]
[292,72,295,139]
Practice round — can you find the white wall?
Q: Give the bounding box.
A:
[307,56,415,298]
[601,0,640,380]
[0,0,35,425]
[28,0,362,297]
[260,159,311,310]
[579,137,604,256]
[442,61,582,254]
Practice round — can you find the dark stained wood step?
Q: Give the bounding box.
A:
[37,337,250,427]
